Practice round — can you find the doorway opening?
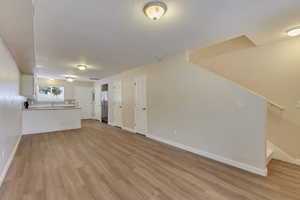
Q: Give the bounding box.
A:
[101,84,109,123]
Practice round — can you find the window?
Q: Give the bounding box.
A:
[37,85,64,102]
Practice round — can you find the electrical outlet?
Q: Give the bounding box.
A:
[296,101,300,109]
[173,130,177,135]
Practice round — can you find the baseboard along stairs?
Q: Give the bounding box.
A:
[267,141,300,166]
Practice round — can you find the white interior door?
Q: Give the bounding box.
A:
[112,80,122,127]
[95,98,101,121]
[94,84,102,121]
[134,76,147,134]
[74,86,93,119]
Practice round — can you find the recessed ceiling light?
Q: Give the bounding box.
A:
[77,64,87,71]
[144,1,167,21]
[36,64,45,68]
[287,27,300,37]
[65,76,75,82]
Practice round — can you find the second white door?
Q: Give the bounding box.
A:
[112,80,123,127]
[134,75,147,135]
[74,86,93,119]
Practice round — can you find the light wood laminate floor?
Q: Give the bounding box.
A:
[1,120,300,200]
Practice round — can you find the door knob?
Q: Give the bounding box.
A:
[142,107,147,110]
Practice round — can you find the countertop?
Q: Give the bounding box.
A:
[23,106,81,111]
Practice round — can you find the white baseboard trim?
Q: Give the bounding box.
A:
[147,134,268,176]
[108,122,115,126]
[108,122,124,129]
[121,126,136,133]
[22,126,81,135]
[108,122,119,126]
[268,141,300,165]
[0,135,22,187]
[266,152,273,165]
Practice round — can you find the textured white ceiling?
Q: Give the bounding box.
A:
[34,0,300,80]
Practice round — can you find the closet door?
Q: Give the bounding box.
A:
[112,80,123,127]
[134,75,147,134]
[74,86,93,119]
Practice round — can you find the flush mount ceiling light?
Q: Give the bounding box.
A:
[77,64,88,71]
[143,1,167,21]
[65,76,75,82]
[287,27,300,37]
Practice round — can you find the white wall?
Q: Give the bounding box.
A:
[0,38,23,185]
[190,36,300,158]
[95,54,267,174]
[20,74,34,97]
[147,54,267,172]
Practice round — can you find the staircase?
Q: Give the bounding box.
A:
[188,35,300,167]
[267,140,300,166]
[266,142,273,165]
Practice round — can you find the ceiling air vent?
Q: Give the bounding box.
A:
[89,77,100,81]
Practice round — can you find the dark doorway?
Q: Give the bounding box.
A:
[101,84,109,123]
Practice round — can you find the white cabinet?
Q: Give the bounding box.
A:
[22,108,81,134]
[20,74,34,97]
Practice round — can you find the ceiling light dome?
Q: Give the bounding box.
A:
[287,27,300,37]
[77,64,87,71]
[65,76,75,82]
[144,1,167,21]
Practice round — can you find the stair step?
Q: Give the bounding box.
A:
[266,146,273,164]
[267,148,272,157]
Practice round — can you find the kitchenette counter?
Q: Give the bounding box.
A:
[22,107,81,134]
[24,106,81,111]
